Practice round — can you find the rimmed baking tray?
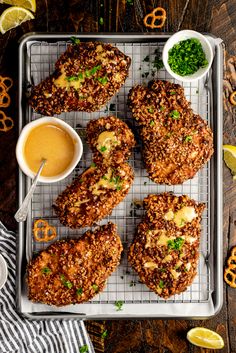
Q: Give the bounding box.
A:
[16,33,223,319]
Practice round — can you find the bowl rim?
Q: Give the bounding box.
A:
[162,30,213,82]
[0,253,8,290]
[16,116,83,183]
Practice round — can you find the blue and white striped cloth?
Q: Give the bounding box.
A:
[0,222,95,353]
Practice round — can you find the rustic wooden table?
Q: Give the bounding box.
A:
[0,1,235,352]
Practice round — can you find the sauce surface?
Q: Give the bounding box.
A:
[24,123,75,177]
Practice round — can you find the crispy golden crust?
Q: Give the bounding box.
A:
[128,193,205,299]
[29,42,131,116]
[27,223,123,306]
[128,80,214,185]
[86,116,136,166]
[53,163,134,229]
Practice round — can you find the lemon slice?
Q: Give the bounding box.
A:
[223,144,236,180]
[0,6,34,34]
[0,0,36,12]
[187,327,224,349]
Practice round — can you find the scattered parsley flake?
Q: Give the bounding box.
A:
[143,55,150,62]
[115,300,124,311]
[167,237,185,251]
[79,345,88,353]
[92,284,99,292]
[101,330,108,339]
[170,91,176,95]
[126,0,133,5]
[99,17,104,25]
[41,267,51,275]
[91,162,96,168]
[100,146,107,152]
[150,120,155,126]
[76,288,83,296]
[148,107,154,114]
[160,106,165,111]
[169,110,180,119]
[70,37,80,45]
[60,275,73,289]
[97,76,108,85]
[184,135,192,143]
[159,280,165,289]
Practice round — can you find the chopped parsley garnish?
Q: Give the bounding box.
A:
[143,55,150,62]
[91,162,96,167]
[109,103,116,111]
[129,280,136,287]
[70,37,80,45]
[102,175,108,180]
[165,132,173,138]
[76,288,83,296]
[168,38,208,76]
[101,330,108,339]
[41,267,51,275]
[159,268,166,273]
[79,179,83,183]
[150,120,155,126]
[66,65,101,81]
[60,275,73,289]
[116,185,122,191]
[92,284,99,292]
[169,110,180,119]
[115,300,124,311]
[170,91,176,95]
[126,0,133,5]
[99,17,104,25]
[184,267,189,272]
[167,237,185,251]
[184,135,192,142]
[159,280,165,289]
[153,48,164,71]
[160,106,165,111]
[79,345,88,353]
[89,65,102,75]
[97,76,108,85]
[148,107,154,114]
[66,75,78,82]
[100,146,107,152]
[179,218,186,227]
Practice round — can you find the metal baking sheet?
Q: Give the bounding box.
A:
[16,33,223,319]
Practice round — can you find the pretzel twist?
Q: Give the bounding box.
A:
[230,91,236,106]
[33,219,57,242]
[0,110,14,132]
[224,246,236,288]
[143,7,167,29]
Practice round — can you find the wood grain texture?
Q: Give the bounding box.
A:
[0,0,235,352]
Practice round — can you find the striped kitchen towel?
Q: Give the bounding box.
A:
[0,222,95,353]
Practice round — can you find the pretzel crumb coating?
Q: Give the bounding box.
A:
[128,80,214,185]
[29,41,131,115]
[27,223,123,306]
[128,193,205,299]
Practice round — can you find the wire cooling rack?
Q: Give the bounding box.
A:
[25,39,211,307]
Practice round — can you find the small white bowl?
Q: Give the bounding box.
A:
[162,30,213,82]
[0,254,8,290]
[16,117,83,183]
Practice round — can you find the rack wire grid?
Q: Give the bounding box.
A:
[26,39,211,306]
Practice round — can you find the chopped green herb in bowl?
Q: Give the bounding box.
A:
[162,30,213,82]
[168,38,208,76]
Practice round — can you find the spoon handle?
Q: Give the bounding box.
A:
[14,159,46,223]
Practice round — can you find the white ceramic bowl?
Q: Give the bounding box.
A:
[0,254,8,290]
[162,30,213,82]
[16,117,83,183]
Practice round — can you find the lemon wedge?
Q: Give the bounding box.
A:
[187,327,224,349]
[223,144,236,180]
[0,6,34,34]
[0,0,36,12]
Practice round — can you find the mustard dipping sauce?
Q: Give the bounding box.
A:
[24,123,75,177]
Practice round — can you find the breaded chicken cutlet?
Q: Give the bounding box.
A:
[86,116,136,165]
[128,193,205,299]
[53,163,134,228]
[128,80,214,185]
[29,41,131,116]
[27,223,123,306]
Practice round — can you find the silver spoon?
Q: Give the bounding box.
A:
[14,159,47,222]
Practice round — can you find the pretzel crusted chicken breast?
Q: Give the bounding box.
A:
[29,41,131,115]
[27,223,123,306]
[128,193,205,299]
[86,116,136,165]
[128,80,214,185]
[53,163,134,228]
